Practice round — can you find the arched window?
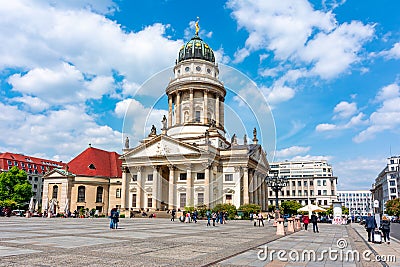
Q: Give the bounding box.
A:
[96,187,103,203]
[52,185,58,199]
[77,186,85,202]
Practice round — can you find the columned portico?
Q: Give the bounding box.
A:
[152,166,159,209]
[136,167,143,209]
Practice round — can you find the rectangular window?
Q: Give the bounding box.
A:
[96,187,103,203]
[304,190,308,196]
[317,180,321,186]
[197,193,204,205]
[292,190,295,196]
[34,177,38,182]
[225,174,233,181]
[390,188,397,193]
[180,173,187,180]
[304,181,308,186]
[310,181,314,186]
[7,160,12,165]
[324,200,328,205]
[323,190,327,196]
[298,181,301,186]
[33,184,37,189]
[147,197,152,208]
[132,194,137,207]
[195,111,201,122]
[40,165,44,170]
[116,188,121,198]
[132,175,137,182]
[292,181,295,186]
[197,173,205,180]
[28,163,32,168]
[14,161,18,166]
[389,180,396,186]
[286,190,290,196]
[180,193,186,208]
[147,174,153,181]
[269,191,273,196]
[298,190,302,196]
[226,194,232,201]
[323,180,327,186]
[318,190,321,196]
[21,162,25,167]
[331,190,334,196]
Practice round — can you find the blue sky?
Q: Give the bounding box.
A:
[0,0,399,190]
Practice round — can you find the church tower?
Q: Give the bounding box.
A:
[166,26,227,147]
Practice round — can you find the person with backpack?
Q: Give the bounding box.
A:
[171,209,176,221]
[206,209,211,226]
[380,216,391,244]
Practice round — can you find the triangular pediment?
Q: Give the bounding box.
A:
[122,135,206,159]
[249,145,269,171]
[43,168,75,179]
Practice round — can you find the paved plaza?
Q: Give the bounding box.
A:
[0,218,399,267]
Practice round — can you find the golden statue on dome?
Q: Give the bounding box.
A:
[195,17,200,36]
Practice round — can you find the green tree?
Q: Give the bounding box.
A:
[212,203,237,219]
[280,201,302,216]
[0,166,32,209]
[238,203,261,219]
[386,198,400,217]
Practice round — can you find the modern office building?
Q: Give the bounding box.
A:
[337,190,372,216]
[0,152,65,206]
[268,160,338,208]
[371,156,399,214]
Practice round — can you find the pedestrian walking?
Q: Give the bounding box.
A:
[380,216,391,244]
[219,211,223,224]
[302,214,310,231]
[365,213,377,242]
[258,211,264,227]
[311,212,319,233]
[193,210,198,223]
[212,212,217,226]
[171,209,176,221]
[110,208,119,229]
[206,209,211,226]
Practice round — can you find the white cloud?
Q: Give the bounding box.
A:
[0,103,122,161]
[262,85,295,105]
[11,96,50,112]
[116,98,168,144]
[354,83,400,143]
[227,0,374,79]
[275,146,310,158]
[378,42,400,60]
[333,101,357,119]
[291,154,332,161]
[316,123,337,132]
[334,157,386,190]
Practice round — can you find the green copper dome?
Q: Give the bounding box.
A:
[178,35,215,63]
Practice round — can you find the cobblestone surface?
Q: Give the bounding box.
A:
[0,217,280,266]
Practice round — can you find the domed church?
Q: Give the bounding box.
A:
[120,24,270,212]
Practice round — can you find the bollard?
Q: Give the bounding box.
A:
[287,218,295,232]
[295,218,301,231]
[276,218,285,235]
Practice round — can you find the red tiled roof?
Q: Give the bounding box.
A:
[0,152,66,169]
[67,147,122,178]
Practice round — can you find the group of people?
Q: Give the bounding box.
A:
[301,212,320,233]
[109,208,119,229]
[250,211,267,227]
[365,213,391,244]
[207,210,227,226]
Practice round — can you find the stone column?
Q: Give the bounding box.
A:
[152,166,159,209]
[186,165,193,206]
[168,94,172,128]
[215,94,220,127]
[136,167,143,209]
[168,165,175,210]
[254,172,259,205]
[243,167,249,204]
[204,90,208,124]
[189,89,194,122]
[176,92,181,125]
[204,164,210,207]
[121,167,128,210]
[249,169,253,204]
[220,97,224,128]
[261,180,266,211]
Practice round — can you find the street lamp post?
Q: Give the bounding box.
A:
[266,171,288,217]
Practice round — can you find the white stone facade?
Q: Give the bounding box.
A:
[269,160,338,208]
[337,190,372,216]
